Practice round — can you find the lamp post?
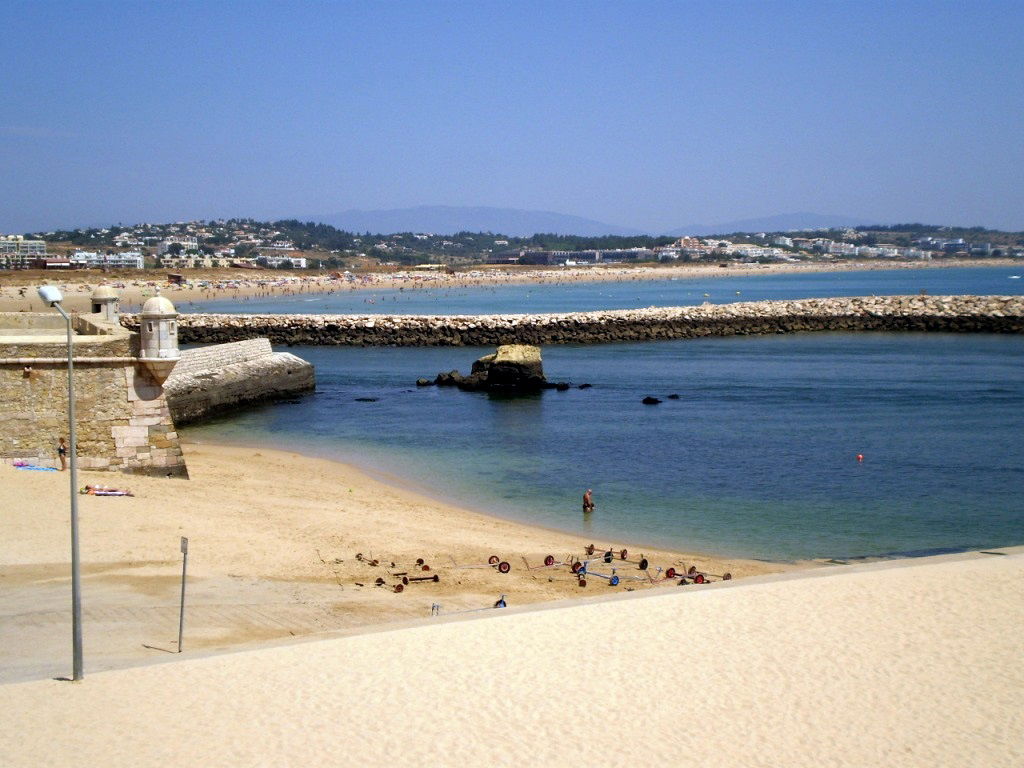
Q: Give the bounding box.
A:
[37,285,83,681]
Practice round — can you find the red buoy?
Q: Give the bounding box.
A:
[856,454,864,462]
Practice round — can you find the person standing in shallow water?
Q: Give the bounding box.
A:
[582,488,594,514]
[57,437,67,471]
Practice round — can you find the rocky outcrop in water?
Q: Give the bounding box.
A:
[431,344,548,393]
[123,295,1024,347]
[471,345,546,392]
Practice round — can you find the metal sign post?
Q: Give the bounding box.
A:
[177,537,188,653]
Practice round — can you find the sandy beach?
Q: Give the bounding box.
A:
[2,427,1021,766]
[0,442,794,684]
[0,258,1017,313]
[1,545,1020,767]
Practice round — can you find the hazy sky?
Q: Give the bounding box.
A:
[2,0,1022,233]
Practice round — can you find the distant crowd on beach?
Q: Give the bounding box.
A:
[1,258,1016,314]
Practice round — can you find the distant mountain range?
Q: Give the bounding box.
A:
[315,205,645,238]
[308,206,877,238]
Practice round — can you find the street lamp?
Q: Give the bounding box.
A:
[37,285,83,681]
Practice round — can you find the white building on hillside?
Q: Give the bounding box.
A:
[70,251,145,269]
[264,256,307,269]
[0,235,48,269]
[157,236,199,255]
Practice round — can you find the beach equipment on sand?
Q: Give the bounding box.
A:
[403,558,432,572]
[570,555,626,574]
[449,554,512,574]
[652,565,731,584]
[373,576,408,592]
[521,554,571,571]
[582,545,647,569]
[682,565,732,582]
[370,576,407,592]
[616,550,649,569]
[391,574,441,585]
[575,563,620,587]
[646,566,680,584]
[430,594,507,617]
[405,574,440,584]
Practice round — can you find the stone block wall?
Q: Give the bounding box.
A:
[0,312,187,477]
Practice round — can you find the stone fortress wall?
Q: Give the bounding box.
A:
[0,311,187,476]
[140,295,1024,347]
[163,338,315,425]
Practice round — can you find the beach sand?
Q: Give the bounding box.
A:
[0,442,793,684]
[2,444,1021,765]
[0,258,1016,313]
[1,548,1020,767]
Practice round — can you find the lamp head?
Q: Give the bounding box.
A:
[37,285,63,306]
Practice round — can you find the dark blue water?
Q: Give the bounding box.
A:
[188,266,1024,315]
[186,333,1024,561]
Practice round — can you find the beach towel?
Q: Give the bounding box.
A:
[14,465,58,471]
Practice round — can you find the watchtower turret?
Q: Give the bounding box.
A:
[137,290,180,384]
[90,285,119,324]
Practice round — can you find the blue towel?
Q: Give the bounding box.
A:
[15,465,58,471]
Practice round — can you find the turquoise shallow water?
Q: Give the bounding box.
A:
[188,265,1024,315]
[184,268,1024,560]
[185,330,1024,561]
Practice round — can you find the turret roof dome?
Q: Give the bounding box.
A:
[91,285,118,300]
[141,292,177,316]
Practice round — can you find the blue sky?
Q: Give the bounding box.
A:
[2,0,1022,233]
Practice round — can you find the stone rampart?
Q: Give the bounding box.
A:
[1,312,186,476]
[125,295,1024,347]
[170,338,277,377]
[163,338,315,425]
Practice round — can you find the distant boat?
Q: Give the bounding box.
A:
[1009,275,1021,279]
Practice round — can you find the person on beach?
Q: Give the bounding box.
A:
[57,437,67,471]
[80,484,133,496]
[583,488,594,514]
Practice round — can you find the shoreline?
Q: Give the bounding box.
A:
[1,258,1018,313]
[0,441,806,684]
[184,435,989,566]
[180,435,802,565]
[4,442,1021,764]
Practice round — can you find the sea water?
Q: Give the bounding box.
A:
[185,332,1024,561]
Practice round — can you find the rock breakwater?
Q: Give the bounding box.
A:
[124,295,1024,347]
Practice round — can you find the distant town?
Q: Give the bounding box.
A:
[1,218,1021,272]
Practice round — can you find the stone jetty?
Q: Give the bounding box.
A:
[123,295,1024,347]
[163,338,315,425]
